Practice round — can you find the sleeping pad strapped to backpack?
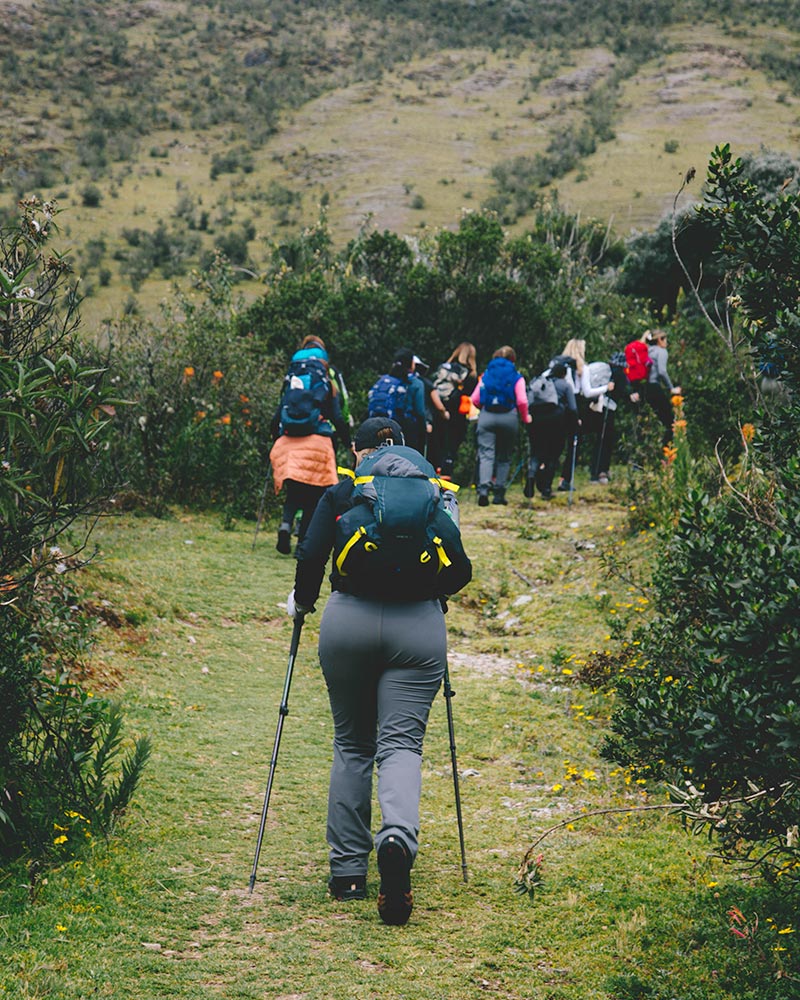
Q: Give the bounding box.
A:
[333,445,471,601]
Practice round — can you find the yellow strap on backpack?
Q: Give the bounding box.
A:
[430,477,460,492]
[337,467,355,479]
[335,525,366,576]
[433,535,451,571]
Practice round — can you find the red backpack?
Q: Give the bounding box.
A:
[624,339,651,383]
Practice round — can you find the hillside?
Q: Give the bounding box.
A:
[2,1,799,332]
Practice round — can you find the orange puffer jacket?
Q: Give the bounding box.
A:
[269,433,338,493]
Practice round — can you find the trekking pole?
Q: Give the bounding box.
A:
[249,614,304,893]
[251,459,272,553]
[567,432,579,507]
[443,661,468,884]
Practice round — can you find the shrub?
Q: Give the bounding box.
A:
[0,201,148,891]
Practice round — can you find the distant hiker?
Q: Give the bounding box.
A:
[525,362,577,500]
[367,348,427,451]
[553,339,586,493]
[287,416,472,925]
[624,330,652,393]
[470,346,531,506]
[646,329,682,446]
[580,353,631,485]
[411,355,447,459]
[270,336,351,555]
[428,342,478,480]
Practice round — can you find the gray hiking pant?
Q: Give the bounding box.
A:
[318,591,447,877]
[477,407,519,492]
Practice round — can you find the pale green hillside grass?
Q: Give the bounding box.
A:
[558,26,800,230]
[31,24,800,334]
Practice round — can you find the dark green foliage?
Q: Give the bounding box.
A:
[0,605,151,883]
[0,201,118,581]
[0,204,148,890]
[604,145,800,883]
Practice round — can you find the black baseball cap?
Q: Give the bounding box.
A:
[354,417,404,450]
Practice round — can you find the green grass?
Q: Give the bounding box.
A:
[2,477,796,999]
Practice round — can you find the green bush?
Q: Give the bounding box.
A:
[603,145,800,885]
[0,603,151,889]
[0,201,149,890]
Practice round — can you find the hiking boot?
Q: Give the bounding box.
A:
[478,491,489,507]
[377,836,413,926]
[539,490,553,500]
[492,488,507,505]
[328,874,367,901]
[523,476,534,499]
[276,523,291,555]
[557,480,570,492]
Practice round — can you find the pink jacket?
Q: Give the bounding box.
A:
[471,375,531,423]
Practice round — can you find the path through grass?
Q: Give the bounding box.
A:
[1,483,778,999]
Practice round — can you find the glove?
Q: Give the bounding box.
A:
[286,589,312,620]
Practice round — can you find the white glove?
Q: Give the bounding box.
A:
[286,589,311,620]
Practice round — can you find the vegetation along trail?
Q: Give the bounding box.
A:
[4,487,775,1000]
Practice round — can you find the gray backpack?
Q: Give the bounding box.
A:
[527,372,559,411]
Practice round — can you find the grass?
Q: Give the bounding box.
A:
[2,473,796,999]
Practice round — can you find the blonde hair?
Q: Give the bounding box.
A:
[492,345,516,363]
[561,338,586,375]
[447,341,477,376]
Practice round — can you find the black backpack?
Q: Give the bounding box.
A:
[333,446,471,601]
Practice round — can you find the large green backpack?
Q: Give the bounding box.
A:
[333,445,469,601]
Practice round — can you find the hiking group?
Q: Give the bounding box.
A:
[261,328,681,925]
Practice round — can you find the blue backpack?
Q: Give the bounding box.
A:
[279,349,333,437]
[479,357,519,412]
[367,374,409,421]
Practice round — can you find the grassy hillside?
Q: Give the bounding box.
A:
[1,1,799,333]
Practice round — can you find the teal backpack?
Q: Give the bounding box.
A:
[333,446,469,601]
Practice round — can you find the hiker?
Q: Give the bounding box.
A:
[287,416,472,925]
[525,362,578,499]
[646,329,682,446]
[624,329,652,395]
[470,346,530,506]
[270,336,351,555]
[368,348,427,452]
[428,342,479,480]
[554,339,586,492]
[412,355,448,460]
[580,353,627,485]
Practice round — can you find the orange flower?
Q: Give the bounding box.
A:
[194,410,207,421]
[671,393,683,407]
[212,370,224,383]
[239,394,249,404]
[183,366,195,378]
[662,445,677,464]
[741,423,755,443]
[674,419,687,430]
[218,413,231,425]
